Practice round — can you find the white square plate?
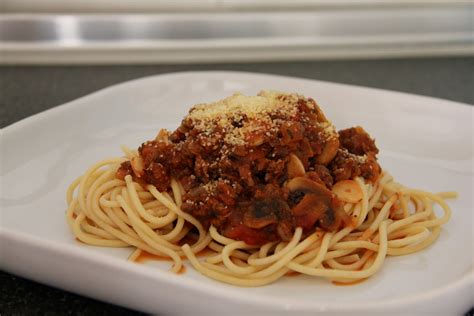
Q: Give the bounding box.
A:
[1,71,473,315]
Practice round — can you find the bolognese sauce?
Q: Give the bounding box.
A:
[117,91,380,245]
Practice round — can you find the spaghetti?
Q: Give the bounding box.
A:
[66,91,455,286]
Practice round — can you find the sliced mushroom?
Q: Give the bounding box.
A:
[292,194,328,230]
[313,103,329,123]
[246,133,265,146]
[243,198,287,229]
[287,153,306,179]
[243,210,277,229]
[286,177,342,231]
[332,180,363,203]
[242,198,295,242]
[130,156,145,177]
[277,220,294,242]
[316,137,340,165]
[154,128,169,144]
[291,194,327,217]
[286,177,332,204]
[319,207,338,231]
[238,164,255,187]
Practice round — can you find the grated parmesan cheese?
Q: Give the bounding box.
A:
[185,90,336,146]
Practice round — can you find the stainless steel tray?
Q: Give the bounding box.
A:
[1,6,473,64]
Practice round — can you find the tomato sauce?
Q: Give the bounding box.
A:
[117,92,380,246]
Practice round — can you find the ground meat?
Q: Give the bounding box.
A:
[117,92,382,245]
[339,126,379,156]
[329,150,380,183]
[143,162,170,192]
[306,165,334,189]
[359,153,381,182]
[329,126,381,182]
[116,161,133,180]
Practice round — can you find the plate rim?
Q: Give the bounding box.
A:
[3,227,473,313]
[1,71,473,313]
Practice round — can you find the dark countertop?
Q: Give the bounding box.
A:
[1,57,473,315]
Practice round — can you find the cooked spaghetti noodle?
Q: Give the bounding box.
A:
[66,91,455,286]
[66,151,454,286]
